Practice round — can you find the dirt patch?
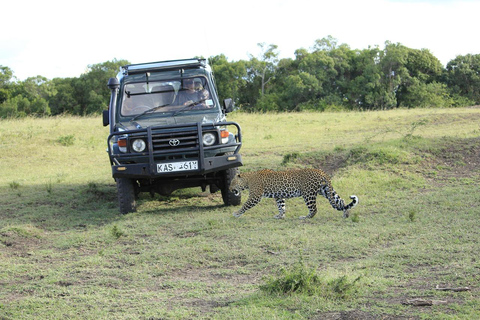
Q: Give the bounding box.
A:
[0,230,43,254]
[422,137,480,181]
[292,152,350,176]
[293,136,480,181]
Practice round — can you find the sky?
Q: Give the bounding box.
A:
[1,0,479,81]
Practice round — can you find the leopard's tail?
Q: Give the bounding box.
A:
[329,190,358,218]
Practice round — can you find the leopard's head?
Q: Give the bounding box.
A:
[229,173,249,196]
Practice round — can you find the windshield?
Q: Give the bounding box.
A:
[120,77,215,118]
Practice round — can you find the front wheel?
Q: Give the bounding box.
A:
[116,178,137,214]
[221,167,241,206]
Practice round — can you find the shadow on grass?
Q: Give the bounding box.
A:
[0,182,121,231]
[140,203,226,215]
[1,181,229,231]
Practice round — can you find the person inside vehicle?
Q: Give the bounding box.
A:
[176,78,211,109]
[177,78,196,106]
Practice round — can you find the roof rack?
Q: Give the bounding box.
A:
[122,58,207,75]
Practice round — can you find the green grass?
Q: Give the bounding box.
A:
[1,108,480,319]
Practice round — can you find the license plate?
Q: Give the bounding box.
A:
[157,161,198,173]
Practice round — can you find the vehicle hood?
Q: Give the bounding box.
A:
[117,113,225,131]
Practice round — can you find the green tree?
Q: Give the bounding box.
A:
[209,54,247,107]
[48,78,78,115]
[345,46,383,110]
[377,41,410,109]
[311,35,339,52]
[346,42,446,110]
[282,72,321,110]
[0,73,53,117]
[445,54,480,104]
[0,66,14,104]
[280,37,352,110]
[298,48,335,95]
[30,98,51,116]
[22,76,57,101]
[0,97,19,118]
[11,76,56,116]
[73,59,129,115]
[399,79,453,108]
[396,48,450,108]
[256,92,281,112]
[250,43,279,96]
[14,96,31,116]
[243,43,280,110]
[405,48,443,82]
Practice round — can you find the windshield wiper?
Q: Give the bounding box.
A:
[130,103,170,121]
[172,99,207,116]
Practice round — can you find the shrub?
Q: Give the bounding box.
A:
[260,259,320,295]
[260,257,361,299]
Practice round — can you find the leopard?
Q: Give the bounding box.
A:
[229,168,358,219]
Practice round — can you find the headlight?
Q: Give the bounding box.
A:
[132,139,146,152]
[202,132,216,146]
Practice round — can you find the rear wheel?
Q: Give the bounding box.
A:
[221,167,241,206]
[116,178,137,214]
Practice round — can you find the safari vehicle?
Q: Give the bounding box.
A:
[103,58,242,214]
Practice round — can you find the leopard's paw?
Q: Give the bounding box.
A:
[274,214,285,219]
[233,212,242,218]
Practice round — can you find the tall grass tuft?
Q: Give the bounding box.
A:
[260,256,320,295]
[329,275,361,300]
[57,134,75,146]
[9,181,20,190]
[111,225,125,239]
[351,211,360,223]
[260,255,362,299]
[45,180,53,194]
[281,152,300,166]
[408,209,417,222]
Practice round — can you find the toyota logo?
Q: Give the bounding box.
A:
[169,139,180,147]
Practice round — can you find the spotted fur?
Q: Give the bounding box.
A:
[229,168,358,219]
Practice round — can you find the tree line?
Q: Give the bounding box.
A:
[1,37,480,118]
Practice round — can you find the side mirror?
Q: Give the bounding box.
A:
[102,109,109,126]
[223,98,235,113]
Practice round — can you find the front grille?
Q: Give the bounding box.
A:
[151,128,199,152]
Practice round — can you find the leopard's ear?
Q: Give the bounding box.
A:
[237,174,242,178]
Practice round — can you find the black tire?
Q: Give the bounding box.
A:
[221,167,241,206]
[116,178,137,214]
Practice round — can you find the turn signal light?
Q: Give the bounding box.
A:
[118,139,127,147]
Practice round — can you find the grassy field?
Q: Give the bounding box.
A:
[1,108,479,319]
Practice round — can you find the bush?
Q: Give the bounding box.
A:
[260,259,321,295]
[260,257,361,299]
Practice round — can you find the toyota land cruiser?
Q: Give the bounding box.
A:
[103,58,242,214]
